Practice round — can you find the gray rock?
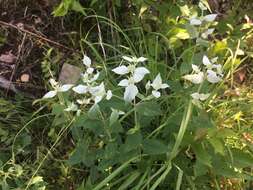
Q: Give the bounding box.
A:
[59,63,81,84]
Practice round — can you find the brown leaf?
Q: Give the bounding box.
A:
[0,51,16,64]
[234,67,247,83]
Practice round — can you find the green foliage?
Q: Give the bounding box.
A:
[1,0,253,190]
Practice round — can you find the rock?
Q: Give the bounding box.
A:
[58,63,81,84]
[20,74,30,82]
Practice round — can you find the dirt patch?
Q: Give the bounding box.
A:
[0,0,76,98]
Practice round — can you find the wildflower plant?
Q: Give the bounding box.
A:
[36,2,253,190]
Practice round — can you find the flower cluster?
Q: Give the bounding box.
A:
[43,55,112,113]
[43,55,169,113]
[183,55,223,101]
[112,56,169,101]
[188,7,217,42]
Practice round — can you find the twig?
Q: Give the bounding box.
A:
[0,20,76,52]
[7,32,27,94]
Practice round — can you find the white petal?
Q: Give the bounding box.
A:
[136,57,148,62]
[133,67,150,82]
[72,85,88,94]
[201,28,215,39]
[64,103,78,112]
[207,70,221,83]
[58,84,73,92]
[118,79,129,87]
[145,81,151,90]
[192,64,201,73]
[90,72,100,82]
[94,96,103,104]
[151,73,162,90]
[83,55,91,67]
[211,57,218,63]
[190,18,202,25]
[183,72,204,84]
[124,84,138,102]
[87,67,94,74]
[191,92,210,101]
[213,64,223,76]
[161,83,169,89]
[202,55,212,66]
[152,90,161,98]
[112,65,129,75]
[77,98,90,105]
[106,90,112,100]
[204,14,217,22]
[198,2,207,11]
[199,93,210,101]
[49,78,58,87]
[191,92,200,100]
[122,56,134,62]
[43,90,57,99]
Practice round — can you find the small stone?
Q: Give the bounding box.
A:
[59,63,81,84]
[20,74,30,82]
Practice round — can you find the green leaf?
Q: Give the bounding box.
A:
[124,131,142,152]
[142,139,168,155]
[208,138,224,155]
[109,109,119,126]
[232,149,253,168]
[192,143,212,167]
[136,101,162,116]
[194,160,208,177]
[71,1,86,15]
[68,141,94,166]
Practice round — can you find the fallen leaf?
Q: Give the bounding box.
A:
[0,51,16,64]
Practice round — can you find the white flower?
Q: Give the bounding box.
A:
[203,14,217,22]
[106,90,113,100]
[191,92,210,101]
[77,98,90,105]
[86,67,94,74]
[117,77,139,102]
[112,65,149,82]
[192,64,201,73]
[64,102,78,112]
[122,56,147,63]
[150,73,169,98]
[207,70,222,83]
[43,91,57,99]
[73,84,88,94]
[202,55,213,69]
[43,78,73,99]
[213,64,223,76]
[124,84,138,102]
[201,28,215,39]
[81,72,100,83]
[133,67,150,82]
[183,72,204,84]
[83,55,91,67]
[112,65,129,75]
[90,83,112,104]
[202,55,223,83]
[190,17,202,25]
[145,81,151,90]
[198,2,207,11]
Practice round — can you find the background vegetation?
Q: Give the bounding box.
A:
[0,0,253,189]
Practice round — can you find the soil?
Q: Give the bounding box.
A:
[0,0,76,98]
